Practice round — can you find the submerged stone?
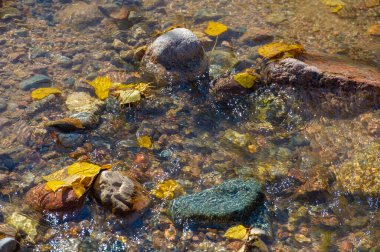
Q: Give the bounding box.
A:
[19,74,52,91]
[0,237,18,252]
[142,28,208,85]
[169,178,264,225]
[55,2,103,29]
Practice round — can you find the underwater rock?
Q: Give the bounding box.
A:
[65,92,104,128]
[25,183,85,212]
[209,75,248,102]
[19,74,52,91]
[57,133,85,148]
[0,237,18,252]
[263,54,380,89]
[207,48,238,79]
[93,171,150,215]
[55,2,103,29]
[169,178,263,225]
[142,28,208,85]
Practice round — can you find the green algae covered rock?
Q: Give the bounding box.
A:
[169,178,263,225]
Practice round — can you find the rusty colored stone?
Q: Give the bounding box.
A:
[25,183,85,212]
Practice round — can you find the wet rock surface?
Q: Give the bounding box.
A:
[93,170,150,215]
[25,183,85,212]
[169,179,263,225]
[19,74,52,91]
[142,28,209,85]
[55,2,103,29]
[0,237,18,252]
[263,54,380,89]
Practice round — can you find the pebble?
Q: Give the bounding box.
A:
[57,133,85,148]
[0,237,18,252]
[19,74,52,91]
[0,98,7,112]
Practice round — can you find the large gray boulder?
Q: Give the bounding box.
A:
[142,28,208,85]
[93,171,150,215]
[169,178,264,225]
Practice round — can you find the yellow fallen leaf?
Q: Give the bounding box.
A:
[258,42,304,59]
[114,89,141,105]
[204,21,228,36]
[137,135,152,148]
[7,213,38,243]
[233,72,257,88]
[31,87,62,100]
[86,76,113,100]
[224,225,248,240]
[43,162,108,198]
[320,0,345,12]
[151,180,184,200]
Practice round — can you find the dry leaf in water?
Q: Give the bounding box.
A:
[45,118,84,131]
[204,21,228,36]
[233,72,257,88]
[137,135,152,148]
[31,87,62,100]
[224,225,248,240]
[114,89,141,105]
[151,180,185,200]
[258,42,304,59]
[320,0,345,12]
[7,213,38,243]
[86,76,113,100]
[368,24,380,36]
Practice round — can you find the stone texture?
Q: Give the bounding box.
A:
[142,28,208,85]
[55,2,103,29]
[209,75,249,102]
[19,74,52,91]
[0,237,18,252]
[169,178,263,225]
[263,54,380,89]
[66,92,104,128]
[25,183,85,212]
[93,171,150,215]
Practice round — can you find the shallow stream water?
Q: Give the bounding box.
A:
[0,0,380,251]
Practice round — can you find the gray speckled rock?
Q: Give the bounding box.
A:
[93,171,150,215]
[0,237,18,252]
[142,28,208,85]
[57,133,85,148]
[19,74,52,91]
[0,98,7,112]
[169,178,263,225]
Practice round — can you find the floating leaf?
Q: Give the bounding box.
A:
[233,72,257,88]
[43,162,110,198]
[320,0,345,13]
[114,89,141,105]
[224,225,248,240]
[7,213,38,243]
[258,42,304,59]
[151,180,184,200]
[204,21,228,36]
[86,76,113,100]
[137,135,152,149]
[31,87,62,100]
[45,118,84,131]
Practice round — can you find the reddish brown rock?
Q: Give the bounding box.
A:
[210,75,249,102]
[263,53,380,89]
[25,183,85,212]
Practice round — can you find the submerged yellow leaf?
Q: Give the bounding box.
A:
[224,225,248,240]
[151,180,184,200]
[258,42,304,59]
[43,162,108,198]
[7,213,38,243]
[320,0,345,12]
[114,89,141,105]
[233,73,257,88]
[204,21,228,36]
[31,87,62,100]
[86,76,113,100]
[137,135,152,148]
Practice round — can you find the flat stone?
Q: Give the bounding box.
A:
[0,237,18,252]
[19,74,52,91]
[263,54,380,89]
[169,178,263,225]
[55,2,103,29]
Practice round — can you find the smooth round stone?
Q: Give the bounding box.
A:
[0,237,18,252]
